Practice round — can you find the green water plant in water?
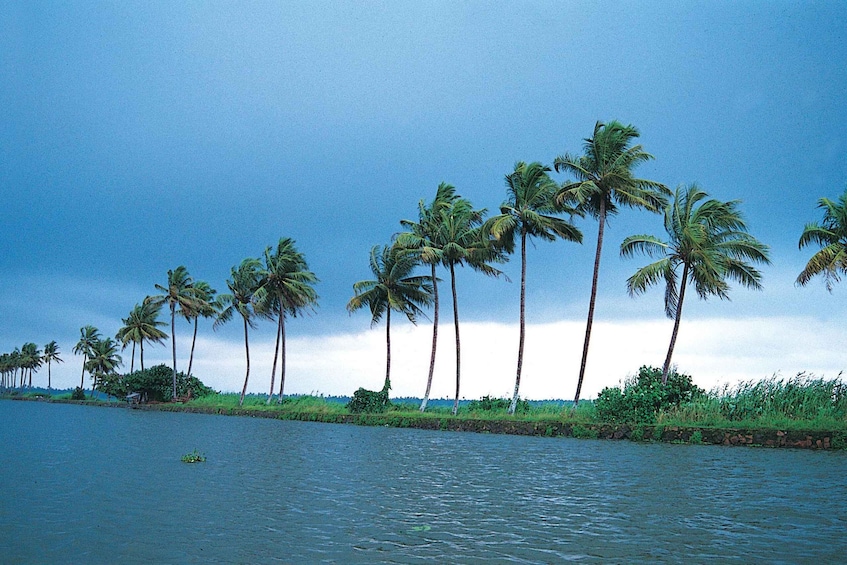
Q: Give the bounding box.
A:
[181,449,206,463]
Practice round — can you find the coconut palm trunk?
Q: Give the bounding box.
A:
[383,308,392,392]
[129,342,136,374]
[509,230,528,414]
[278,316,287,402]
[140,341,145,371]
[420,263,439,412]
[79,355,87,390]
[170,303,178,400]
[239,316,251,406]
[187,318,198,377]
[662,263,689,384]
[268,315,282,404]
[574,200,606,405]
[450,264,461,416]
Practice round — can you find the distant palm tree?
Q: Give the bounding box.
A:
[182,280,218,378]
[85,337,122,396]
[255,238,319,404]
[74,325,101,391]
[555,120,669,404]
[347,244,433,394]
[797,187,847,291]
[19,342,42,388]
[146,266,201,400]
[396,182,460,412]
[215,258,265,406]
[116,302,168,373]
[487,162,583,413]
[436,198,504,415]
[43,341,62,390]
[9,348,21,388]
[622,184,771,383]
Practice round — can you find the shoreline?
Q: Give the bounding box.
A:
[6,396,842,450]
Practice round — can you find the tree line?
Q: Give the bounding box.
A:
[3,121,845,408]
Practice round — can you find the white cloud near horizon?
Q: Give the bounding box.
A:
[41,316,846,400]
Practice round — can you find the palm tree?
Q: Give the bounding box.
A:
[146,266,201,400]
[215,258,265,406]
[43,341,62,390]
[19,343,41,388]
[396,182,460,412]
[116,302,169,373]
[797,187,847,291]
[8,348,21,388]
[347,244,433,394]
[487,162,583,413]
[85,337,122,396]
[436,198,504,415]
[74,325,101,391]
[182,280,218,378]
[554,120,669,404]
[622,184,771,383]
[255,238,319,404]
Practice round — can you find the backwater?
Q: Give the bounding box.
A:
[1,399,844,563]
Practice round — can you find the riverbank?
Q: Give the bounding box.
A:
[6,395,843,450]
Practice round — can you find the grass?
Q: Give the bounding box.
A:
[5,373,846,445]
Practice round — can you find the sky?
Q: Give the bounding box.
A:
[2,1,846,400]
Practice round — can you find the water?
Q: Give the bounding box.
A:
[1,400,845,564]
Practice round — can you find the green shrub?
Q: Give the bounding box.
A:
[594,366,705,424]
[466,395,530,414]
[71,387,86,401]
[347,387,390,413]
[689,430,703,444]
[98,365,215,402]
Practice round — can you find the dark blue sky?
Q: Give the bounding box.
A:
[2,1,845,396]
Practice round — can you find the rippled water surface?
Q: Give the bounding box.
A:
[1,400,845,563]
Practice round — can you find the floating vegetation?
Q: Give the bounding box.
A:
[181,449,206,463]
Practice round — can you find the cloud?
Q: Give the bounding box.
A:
[33,316,846,400]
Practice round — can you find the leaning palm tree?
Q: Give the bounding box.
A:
[555,120,669,404]
[73,325,101,391]
[255,238,319,404]
[42,341,62,390]
[347,244,433,394]
[146,266,201,400]
[436,198,504,415]
[215,258,265,406]
[182,280,218,378]
[487,162,583,413]
[85,337,122,397]
[797,187,847,291]
[396,182,460,412]
[622,184,771,383]
[116,302,168,373]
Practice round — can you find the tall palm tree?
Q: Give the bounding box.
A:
[347,244,433,394]
[182,280,218,378]
[396,182,460,412]
[116,302,168,373]
[622,184,771,383]
[215,258,265,406]
[85,337,122,397]
[43,341,62,390]
[74,325,101,391]
[554,120,669,404]
[487,162,583,413]
[146,266,201,400]
[797,187,847,291]
[255,238,319,404]
[436,198,504,415]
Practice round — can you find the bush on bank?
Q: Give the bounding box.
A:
[98,364,215,402]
